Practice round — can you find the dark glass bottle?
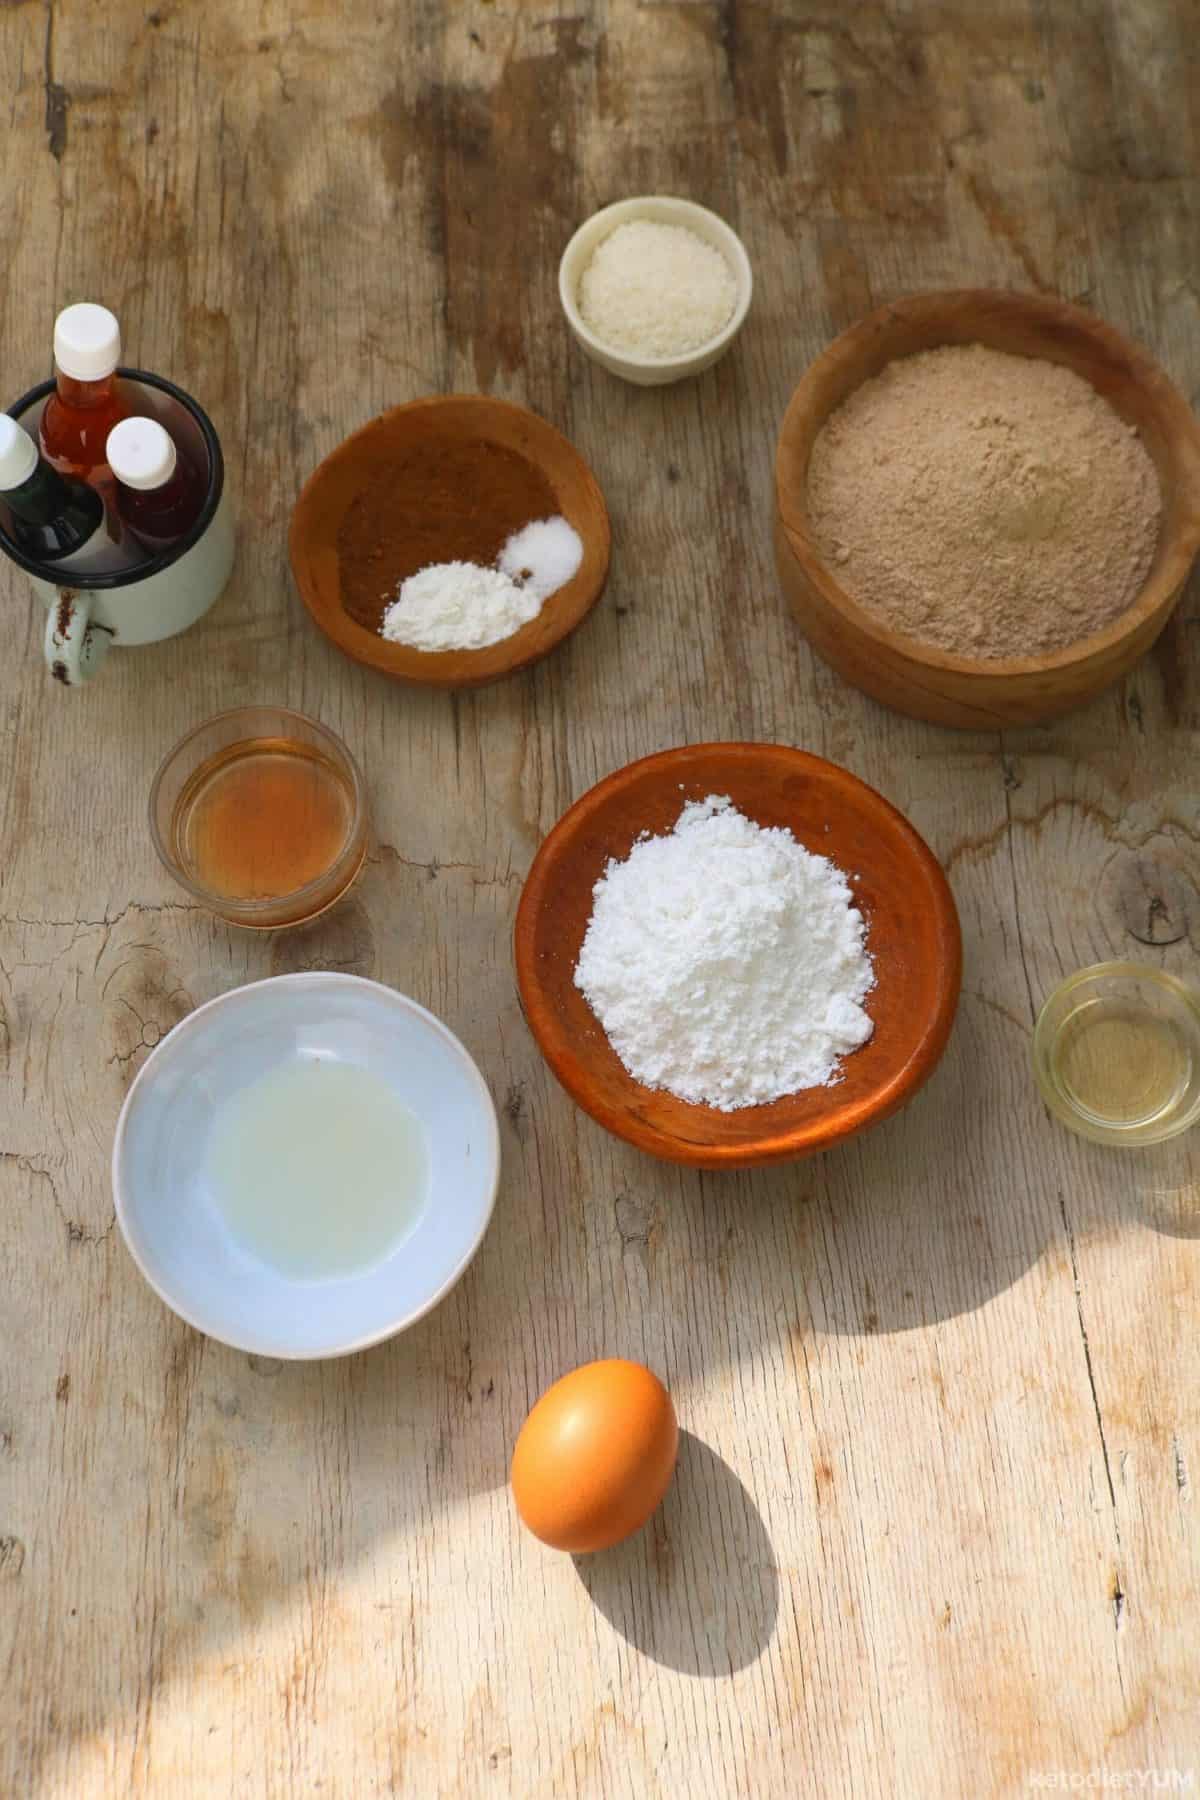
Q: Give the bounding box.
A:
[0,414,116,570]
[107,417,205,553]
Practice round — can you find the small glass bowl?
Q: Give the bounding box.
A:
[149,706,368,929]
[1032,962,1200,1147]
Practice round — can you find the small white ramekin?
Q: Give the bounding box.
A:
[558,195,753,387]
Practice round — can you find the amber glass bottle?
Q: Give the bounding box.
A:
[38,303,129,508]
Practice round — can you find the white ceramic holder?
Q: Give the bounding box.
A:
[1,369,234,687]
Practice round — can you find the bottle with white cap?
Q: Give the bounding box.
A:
[38,302,129,498]
[107,416,205,553]
[0,414,126,573]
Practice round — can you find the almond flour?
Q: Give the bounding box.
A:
[806,344,1161,660]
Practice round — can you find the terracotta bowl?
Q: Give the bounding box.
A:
[514,743,962,1168]
[775,289,1200,728]
[289,396,611,687]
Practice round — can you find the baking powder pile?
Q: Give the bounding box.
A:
[380,562,541,651]
[806,344,1161,660]
[574,795,875,1111]
[379,516,583,652]
[579,221,737,358]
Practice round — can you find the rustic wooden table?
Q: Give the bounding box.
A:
[3,2,1198,1794]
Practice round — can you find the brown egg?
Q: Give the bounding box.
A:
[511,1359,679,1553]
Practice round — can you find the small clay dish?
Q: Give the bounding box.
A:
[515,743,962,1168]
[289,396,610,688]
[775,289,1200,727]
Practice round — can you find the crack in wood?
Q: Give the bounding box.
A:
[0,1151,114,1247]
[1057,1192,1120,1540]
[0,1534,25,1579]
[43,1,68,160]
[962,990,1030,1035]
[1057,1189,1129,1702]
[959,167,1050,292]
[371,844,522,887]
[941,789,1194,873]
[0,901,203,932]
[998,734,1037,1023]
[1172,1435,1190,1498]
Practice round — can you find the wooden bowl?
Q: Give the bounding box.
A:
[775,290,1200,728]
[514,743,962,1168]
[289,396,610,687]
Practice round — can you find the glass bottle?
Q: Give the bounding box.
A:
[107,416,205,553]
[38,303,129,505]
[0,414,124,572]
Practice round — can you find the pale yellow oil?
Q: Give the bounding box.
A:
[1052,999,1193,1134]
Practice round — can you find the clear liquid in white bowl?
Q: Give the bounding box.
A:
[205,1057,429,1281]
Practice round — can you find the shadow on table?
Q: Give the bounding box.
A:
[772,991,1048,1337]
[1119,1132,1200,1240]
[1141,1179,1200,1239]
[792,995,1200,1342]
[574,1433,778,1677]
[9,984,1094,1778]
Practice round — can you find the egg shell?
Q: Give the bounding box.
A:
[511,1359,679,1553]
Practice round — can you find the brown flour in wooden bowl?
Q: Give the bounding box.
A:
[774,289,1200,727]
[806,343,1161,661]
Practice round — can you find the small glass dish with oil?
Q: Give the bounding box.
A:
[149,705,367,929]
[1032,962,1200,1147]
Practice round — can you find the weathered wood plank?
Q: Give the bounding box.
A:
[1,1,1197,1794]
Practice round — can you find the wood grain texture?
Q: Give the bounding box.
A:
[1,1,1198,1795]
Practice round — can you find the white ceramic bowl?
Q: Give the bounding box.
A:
[112,973,500,1358]
[558,196,753,386]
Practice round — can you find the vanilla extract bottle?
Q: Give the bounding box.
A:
[107,416,205,554]
[38,303,130,506]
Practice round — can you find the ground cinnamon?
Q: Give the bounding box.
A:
[337,439,558,632]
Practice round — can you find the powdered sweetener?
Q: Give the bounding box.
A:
[380,561,541,652]
[379,516,584,652]
[574,795,875,1111]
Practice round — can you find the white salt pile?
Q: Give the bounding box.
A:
[498,516,584,600]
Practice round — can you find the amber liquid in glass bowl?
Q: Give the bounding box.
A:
[172,735,354,903]
[150,707,367,928]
